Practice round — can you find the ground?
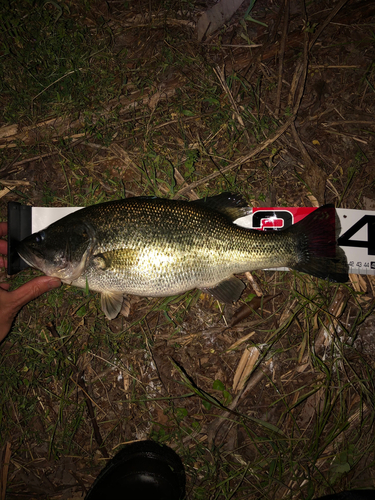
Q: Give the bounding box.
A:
[0,0,375,499]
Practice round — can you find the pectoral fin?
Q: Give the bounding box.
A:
[101,291,124,320]
[204,276,245,303]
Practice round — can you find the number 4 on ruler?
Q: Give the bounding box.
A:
[338,215,375,256]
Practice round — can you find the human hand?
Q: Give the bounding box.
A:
[0,222,61,342]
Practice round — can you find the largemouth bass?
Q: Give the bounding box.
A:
[17,194,348,319]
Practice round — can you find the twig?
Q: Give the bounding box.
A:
[324,129,368,144]
[245,271,263,297]
[290,123,313,168]
[213,66,251,144]
[308,0,349,51]
[310,65,360,69]
[76,371,109,459]
[289,29,309,112]
[0,442,11,500]
[31,68,85,115]
[275,0,290,117]
[173,168,199,200]
[0,180,31,186]
[287,60,305,110]
[268,0,287,44]
[109,143,141,178]
[322,120,375,127]
[8,153,60,168]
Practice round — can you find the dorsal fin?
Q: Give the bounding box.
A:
[191,192,250,221]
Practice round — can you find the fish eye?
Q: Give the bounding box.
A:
[35,231,46,244]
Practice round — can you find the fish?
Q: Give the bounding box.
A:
[16,193,348,320]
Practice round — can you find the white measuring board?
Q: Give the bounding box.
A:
[30,205,375,276]
[31,206,83,233]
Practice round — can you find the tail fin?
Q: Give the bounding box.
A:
[289,205,348,283]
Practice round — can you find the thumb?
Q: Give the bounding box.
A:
[11,276,61,309]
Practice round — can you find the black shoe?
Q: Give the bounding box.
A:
[85,440,186,500]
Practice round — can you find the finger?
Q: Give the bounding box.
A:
[0,282,10,291]
[0,256,7,268]
[0,222,7,238]
[10,276,61,309]
[0,240,7,256]
[0,223,8,257]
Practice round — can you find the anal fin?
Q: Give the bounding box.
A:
[204,276,245,303]
[101,291,124,320]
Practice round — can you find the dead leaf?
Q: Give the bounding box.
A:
[233,347,260,392]
[226,331,255,352]
[0,124,18,139]
[197,0,245,41]
[297,387,325,429]
[363,196,375,210]
[245,271,263,296]
[307,193,320,207]
[349,273,367,294]
[0,186,14,199]
[314,290,346,352]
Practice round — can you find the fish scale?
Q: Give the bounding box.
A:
[17,193,348,320]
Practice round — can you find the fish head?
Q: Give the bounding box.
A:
[17,221,95,281]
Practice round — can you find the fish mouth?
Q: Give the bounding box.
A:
[16,241,45,270]
[17,241,65,278]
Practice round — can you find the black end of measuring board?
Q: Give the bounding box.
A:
[7,202,32,276]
